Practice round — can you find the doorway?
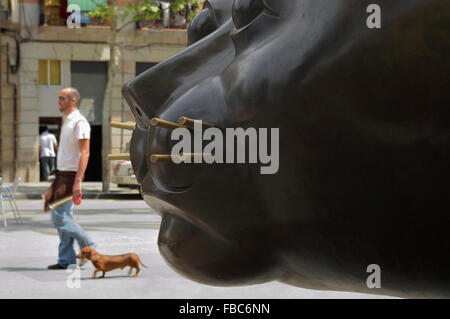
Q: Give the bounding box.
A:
[70,61,107,181]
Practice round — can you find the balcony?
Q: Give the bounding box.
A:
[42,0,199,29]
[0,0,11,21]
[0,1,20,32]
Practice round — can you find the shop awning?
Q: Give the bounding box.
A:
[68,0,107,12]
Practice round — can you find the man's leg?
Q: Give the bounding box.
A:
[56,227,76,267]
[50,200,95,269]
[50,202,77,268]
[49,157,56,175]
[41,157,51,181]
[58,201,95,249]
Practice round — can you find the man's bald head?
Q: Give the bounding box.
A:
[62,87,80,106]
[58,87,81,115]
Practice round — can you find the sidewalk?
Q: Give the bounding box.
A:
[0,200,389,298]
[9,182,141,200]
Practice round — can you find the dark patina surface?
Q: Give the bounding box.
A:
[122,0,450,298]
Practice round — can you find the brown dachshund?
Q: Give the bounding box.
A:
[76,246,148,278]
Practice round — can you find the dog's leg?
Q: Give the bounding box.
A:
[128,267,133,276]
[134,266,140,278]
[101,271,105,278]
[93,269,99,279]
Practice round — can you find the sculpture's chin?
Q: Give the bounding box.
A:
[157,213,279,286]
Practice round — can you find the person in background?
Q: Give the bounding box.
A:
[39,125,58,181]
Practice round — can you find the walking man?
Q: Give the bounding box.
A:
[46,87,95,270]
[39,126,58,181]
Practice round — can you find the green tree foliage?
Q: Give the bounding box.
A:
[87,0,201,28]
[171,0,201,21]
[86,0,201,191]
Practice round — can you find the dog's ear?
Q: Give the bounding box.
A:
[81,247,91,258]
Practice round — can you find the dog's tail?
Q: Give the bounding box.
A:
[140,261,149,268]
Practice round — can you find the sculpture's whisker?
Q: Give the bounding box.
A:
[110,121,136,131]
[107,153,131,161]
[150,153,214,163]
[150,118,185,130]
[178,117,215,129]
[150,154,173,163]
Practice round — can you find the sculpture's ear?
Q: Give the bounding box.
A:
[205,0,234,25]
[188,0,234,45]
[188,5,218,45]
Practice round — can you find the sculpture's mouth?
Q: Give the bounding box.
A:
[140,192,216,237]
[159,212,231,248]
[140,193,225,282]
[152,178,193,194]
[159,213,198,247]
[144,193,277,286]
[141,192,237,280]
[156,211,235,285]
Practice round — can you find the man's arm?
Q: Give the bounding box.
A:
[53,135,58,152]
[73,138,90,198]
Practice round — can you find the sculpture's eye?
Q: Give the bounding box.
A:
[232,0,277,30]
[187,8,218,45]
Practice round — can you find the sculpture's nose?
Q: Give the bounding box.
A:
[121,19,235,129]
[122,19,235,191]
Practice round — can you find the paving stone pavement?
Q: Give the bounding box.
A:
[0,200,394,299]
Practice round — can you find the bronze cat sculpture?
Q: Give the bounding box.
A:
[122,0,450,298]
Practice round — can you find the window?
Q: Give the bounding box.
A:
[38,60,61,86]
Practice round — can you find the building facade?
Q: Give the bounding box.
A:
[1,0,191,182]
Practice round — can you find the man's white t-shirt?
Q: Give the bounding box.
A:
[39,131,57,157]
[57,109,91,172]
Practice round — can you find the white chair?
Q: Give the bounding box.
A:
[0,177,6,227]
[0,177,23,227]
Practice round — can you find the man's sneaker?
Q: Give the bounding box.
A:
[47,264,67,270]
